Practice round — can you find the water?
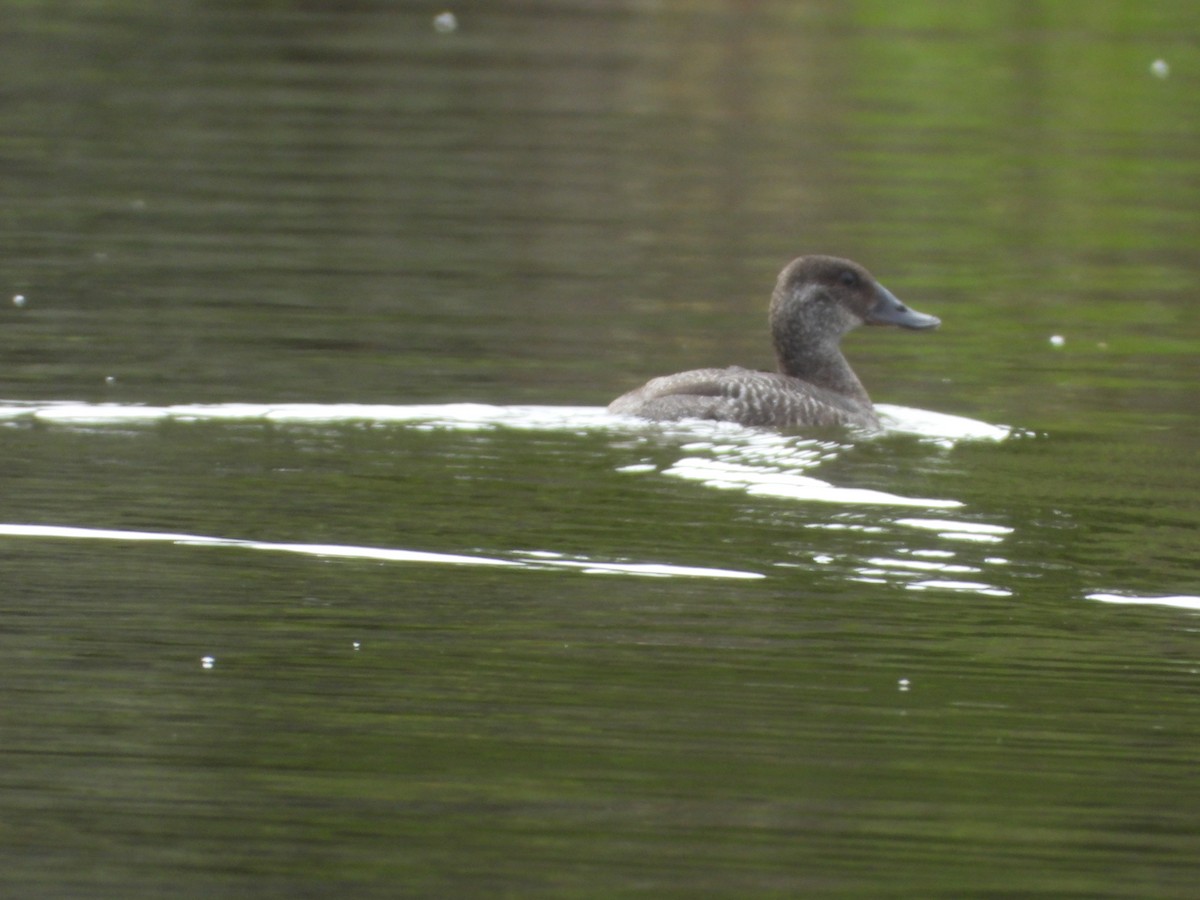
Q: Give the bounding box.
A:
[2,3,1199,897]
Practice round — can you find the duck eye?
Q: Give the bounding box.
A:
[839,270,858,287]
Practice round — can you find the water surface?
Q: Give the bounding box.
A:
[2,2,1198,897]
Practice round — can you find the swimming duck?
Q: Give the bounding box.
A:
[608,255,940,429]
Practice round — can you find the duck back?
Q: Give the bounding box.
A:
[607,366,880,429]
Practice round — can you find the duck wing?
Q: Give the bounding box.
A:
[608,367,878,429]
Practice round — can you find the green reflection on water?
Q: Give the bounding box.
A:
[1,0,1198,897]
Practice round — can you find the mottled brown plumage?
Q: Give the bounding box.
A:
[608,255,940,430]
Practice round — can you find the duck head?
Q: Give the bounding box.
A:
[768,255,939,386]
[770,255,939,346]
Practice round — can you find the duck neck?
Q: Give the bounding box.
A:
[774,334,872,405]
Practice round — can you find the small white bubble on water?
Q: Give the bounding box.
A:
[898,678,911,691]
[352,641,361,651]
[433,11,458,33]
[105,375,116,386]
[1150,59,1169,79]
[13,294,26,307]
[201,656,215,669]
[1049,334,1065,347]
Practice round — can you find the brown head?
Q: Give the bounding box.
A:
[768,255,940,386]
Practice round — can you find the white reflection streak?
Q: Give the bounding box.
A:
[907,580,1013,598]
[663,457,960,508]
[17,402,619,430]
[854,554,1011,598]
[874,404,1012,443]
[3,401,1011,442]
[0,524,763,580]
[895,517,1013,542]
[1087,593,1200,612]
[866,557,978,574]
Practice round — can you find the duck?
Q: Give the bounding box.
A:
[608,255,940,430]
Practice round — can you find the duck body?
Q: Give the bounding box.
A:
[609,366,881,429]
[608,255,940,430]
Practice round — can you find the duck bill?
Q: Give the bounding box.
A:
[865,283,940,330]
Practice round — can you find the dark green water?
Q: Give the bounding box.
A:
[2,3,1198,897]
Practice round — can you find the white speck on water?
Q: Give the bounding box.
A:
[433,11,458,33]
[1150,59,1169,79]
[898,678,911,691]
[12,294,26,307]
[1049,334,1065,348]
[104,376,116,386]
[352,641,361,651]
[201,655,215,669]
